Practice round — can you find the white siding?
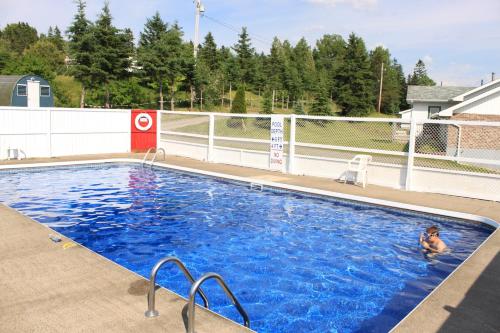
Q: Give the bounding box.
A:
[456,89,500,115]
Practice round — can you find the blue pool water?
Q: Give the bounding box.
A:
[0,163,493,332]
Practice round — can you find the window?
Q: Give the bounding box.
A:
[40,85,51,97]
[17,84,27,96]
[428,106,442,118]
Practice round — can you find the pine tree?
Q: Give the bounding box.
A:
[293,100,306,127]
[261,89,273,114]
[313,34,346,101]
[67,0,93,107]
[233,27,255,85]
[199,32,219,71]
[336,33,375,116]
[255,89,273,128]
[161,23,185,110]
[409,59,435,86]
[227,85,247,128]
[90,3,133,107]
[370,46,402,114]
[51,26,65,51]
[137,12,169,109]
[310,81,332,117]
[292,37,316,93]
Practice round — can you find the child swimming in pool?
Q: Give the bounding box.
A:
[419,225,447,254]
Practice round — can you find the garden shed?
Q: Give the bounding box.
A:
[0,75,53,107]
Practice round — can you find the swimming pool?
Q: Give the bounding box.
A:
[0,163,494,332]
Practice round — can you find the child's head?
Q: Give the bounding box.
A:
[426,225,440,237]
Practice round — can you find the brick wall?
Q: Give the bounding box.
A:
[448,113,500,150]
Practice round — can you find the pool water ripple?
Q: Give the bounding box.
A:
[0,164,493,333]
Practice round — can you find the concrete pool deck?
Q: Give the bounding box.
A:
[1,153,499,333]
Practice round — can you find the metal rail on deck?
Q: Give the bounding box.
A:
[145,256,209,318]
[187,272,250,333]
[142,147,166,166]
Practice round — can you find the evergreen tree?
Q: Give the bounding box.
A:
[292,37,316,93]
[227,85,247,128]
[313,34,346,100]
[393,59,409,110]
[137,12,169,109]
[370,46,402,114]
[310,81,332,117]
[233,27,255,85]
[261,89,273,114]
[255,89,273,128]
[66,0,93,107]
[336,33,375,116]
[161,23,185,110]
[89,3,133,107]
[293,100,306,127]
[199,32,219,71]
[409,59,435,86]
[1,22,38,54]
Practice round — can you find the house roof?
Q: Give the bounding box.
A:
[0,75,23,106]
[451,79,500,102]
[406,85,473,103]
[438,85,500,117]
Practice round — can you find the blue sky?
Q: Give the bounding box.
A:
[1,0,499,86]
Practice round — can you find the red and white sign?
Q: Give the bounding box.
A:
[269,115,284,171]
[135,113,153,131]
[131,110,157,152]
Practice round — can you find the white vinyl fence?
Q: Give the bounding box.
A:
[1,107,499,201]
[0,107,131,159]
[158,111,500,201]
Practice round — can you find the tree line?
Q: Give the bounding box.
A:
[0,0,436,116]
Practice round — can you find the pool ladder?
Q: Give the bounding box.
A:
[145,256,250,333]
[142,147,166,166]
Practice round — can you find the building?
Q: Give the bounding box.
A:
[401,80,500,168]
[401,79,500,121]
[0,75,54,108]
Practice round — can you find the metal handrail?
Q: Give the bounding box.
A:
[141,147,155,165]
[145,256,209,318]
[187,273,250,333]
[141,147,166,166]
[150,147,166,164]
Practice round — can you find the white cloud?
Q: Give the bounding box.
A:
[306,0,377,9]
[422,55,433,65]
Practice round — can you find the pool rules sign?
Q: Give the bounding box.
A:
[270,115,284,171]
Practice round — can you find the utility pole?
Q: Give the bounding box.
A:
[377,62,384,113]
[193,0,204,58]
[492,72,496,82]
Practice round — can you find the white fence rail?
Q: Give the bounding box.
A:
[0,107,131,159]
[158,111,500,201]
[1,107,499,201]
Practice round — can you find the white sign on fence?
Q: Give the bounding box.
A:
[269,115,284,171]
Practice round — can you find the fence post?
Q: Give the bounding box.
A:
[288,115,296,174]
[156,110,161,151]
[405,117,417,191]
[208,114,215,162]
[47,108,52,157]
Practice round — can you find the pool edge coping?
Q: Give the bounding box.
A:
[1,157,498,332]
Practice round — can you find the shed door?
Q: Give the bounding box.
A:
[27,80,40,108]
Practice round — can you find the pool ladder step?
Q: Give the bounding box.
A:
[145,256,250,333]
[142,147,166,166]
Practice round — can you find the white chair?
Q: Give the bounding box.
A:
[341,154,372,188]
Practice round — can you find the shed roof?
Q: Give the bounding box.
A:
[0,75,23,106]
[406,85,473,102]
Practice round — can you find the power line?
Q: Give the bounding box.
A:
[202,14,272,47]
